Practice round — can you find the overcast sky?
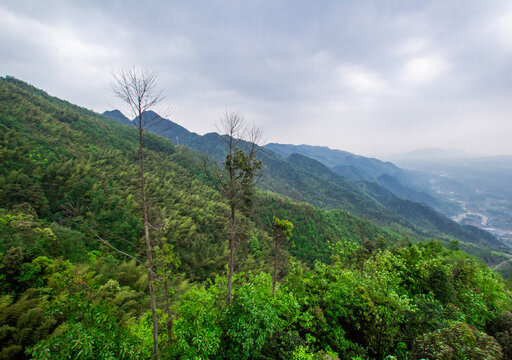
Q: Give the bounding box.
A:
[2,1,511,157]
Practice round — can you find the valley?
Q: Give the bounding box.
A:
[394,155,512,246]
[451,199,512,244]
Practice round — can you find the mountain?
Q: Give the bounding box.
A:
[262,143,512,248]
[104,111,395,223]
[264,143,439,206]
[0,76,407,272]
[103,109,508,259]
[266,143,401,181]
[102,109,134,126]
[3,76,512,359]
[140,110,202,146]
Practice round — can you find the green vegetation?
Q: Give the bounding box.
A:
[104,106,510,271]
[1,76,512,359]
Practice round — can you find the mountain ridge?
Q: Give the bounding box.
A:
[102,108,507,256]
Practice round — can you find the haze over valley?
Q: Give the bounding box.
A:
[392,152,512,245]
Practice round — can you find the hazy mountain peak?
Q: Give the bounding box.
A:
[102,110,133,126]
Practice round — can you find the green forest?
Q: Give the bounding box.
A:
[1,75,512,359]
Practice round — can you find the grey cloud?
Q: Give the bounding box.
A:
[1,0,511,156]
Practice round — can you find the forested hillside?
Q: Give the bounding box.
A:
[265,143,400,180]
[104,109,509,266]
[1,76,512,359]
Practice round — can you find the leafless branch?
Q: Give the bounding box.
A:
[148,222,162,232]
[90,228,144,266]
[217,111,246,148]
[248,125,263,150]
[110,67,164,130]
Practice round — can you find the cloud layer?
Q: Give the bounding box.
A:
[2,0,511,156]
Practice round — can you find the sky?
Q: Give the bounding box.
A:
[1,0,511,157]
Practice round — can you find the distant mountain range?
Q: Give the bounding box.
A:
[264,143,439,207]
[103,109,506,254]
[266,143,400,177]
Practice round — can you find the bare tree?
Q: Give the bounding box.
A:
[208,111,263,305]
[111,68,163,360]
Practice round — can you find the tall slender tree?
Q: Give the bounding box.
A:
[210,112,262,305]
[110,68,163,360]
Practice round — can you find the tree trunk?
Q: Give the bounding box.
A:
[361,244,365,274]
[361,226,366,275]
[273,237,278,296]
[164,278,173,343]
[227,129,236,306]
[227,206,235,306]
[139,124,159,360]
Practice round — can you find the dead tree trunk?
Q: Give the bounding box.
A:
[111,68,164,360]
[139,123,159,360]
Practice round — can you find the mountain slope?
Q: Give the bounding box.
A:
[102,109,134,126]
[102,110,507,256]
[2,79,512,360]
[265,142,440,207]
[1,76,413,274]
[103,110,393,218]
[265,143,400,180]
